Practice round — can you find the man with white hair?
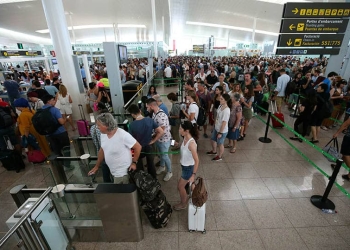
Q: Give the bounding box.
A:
[88,113,142,184]
[153,94,169,116]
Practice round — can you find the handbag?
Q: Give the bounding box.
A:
[322,138,342,162]
[27,150,46,163]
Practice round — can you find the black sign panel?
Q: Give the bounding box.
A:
[280,18,348,33]
[0,50,42,57]
[283,2,350,18]
[278,34,345,47]
[276,48,340,55]
[193,45,204,53]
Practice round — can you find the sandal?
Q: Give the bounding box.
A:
[230,148,236,153]
[224,145,232,148]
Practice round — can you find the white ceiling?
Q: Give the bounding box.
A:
[0,0,346,47]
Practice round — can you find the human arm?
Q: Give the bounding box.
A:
[333,118,350,138]
[188,140,199,183]
[233,110,242,131]
[217,121,227,139]
[69,95,73,103]
[149,126,164,145]
[88,148,105,175]
[129,141,142,171]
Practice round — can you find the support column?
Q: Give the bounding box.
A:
[103,42,124,113]
[151,0,158,58]
[44,58,50,73]
[41,0,82,118]
[325,14,350,77]
[82,54,92,83]
[162,16,165,43]
[252,18,257,44]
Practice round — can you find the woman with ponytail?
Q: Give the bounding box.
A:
[173,121,199,211]
[13,98,51,157]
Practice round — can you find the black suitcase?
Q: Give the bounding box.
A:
[260,101,269,116]
[141,190,173,229]
[0,149,25,173]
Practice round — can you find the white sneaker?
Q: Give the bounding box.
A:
[156,166,166,175]
[163,172,173,182]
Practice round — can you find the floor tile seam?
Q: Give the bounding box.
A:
[216,229,267,250]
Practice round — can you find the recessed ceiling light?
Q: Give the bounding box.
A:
[36,24,146,33]
[0,0,35,4]
[186,21,279,36]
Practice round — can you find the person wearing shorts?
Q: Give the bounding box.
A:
[332,118,350,181]
[173,121,199,211]
[225,93,242,153]
[207,94,231,161]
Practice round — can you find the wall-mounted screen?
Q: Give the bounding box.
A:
[118,45,128,64]
[51,58,57,65]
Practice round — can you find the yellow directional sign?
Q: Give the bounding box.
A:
[297,23,305,31]
[294,39,302,46]
[289,24,296,30]
[283,3,350,18]
[286,39,293,46]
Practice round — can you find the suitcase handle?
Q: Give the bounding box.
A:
[270,100,277,113]
[78,104,86,120]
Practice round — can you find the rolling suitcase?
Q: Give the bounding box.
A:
[141,190,173,229]
[271,101,284,128]
[188,181,206,234]
[77,104,90,136]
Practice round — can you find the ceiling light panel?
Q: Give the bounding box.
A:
[0,0,35,4]
[36,24,146,33]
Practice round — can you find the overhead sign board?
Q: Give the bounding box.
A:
[193,45,204,53]
[0,50,42,57]
[73,51,91,55]
[283,2,350,18]
[280,18,349,33]
[276,48,340,55]
[278,34,345,47]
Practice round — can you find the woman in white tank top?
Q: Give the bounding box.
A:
[173,121,199,211]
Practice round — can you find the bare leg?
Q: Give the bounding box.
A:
[211,140,217,153]
[174,178,189,209]
[343,155,350,178]
[218,143,224,158]
[67,114,76,130]
[62,114,68,130]
[243,119,250,135]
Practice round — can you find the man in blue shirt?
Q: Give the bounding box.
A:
[3,76,20,107]
[80,66,87,88]
[128,104,164,178]
[41,94,71,168]
[153,94,169,116]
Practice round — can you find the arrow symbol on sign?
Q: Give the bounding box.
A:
[287,39,293,46]
[289,24,295,30]
[292,8,298,14]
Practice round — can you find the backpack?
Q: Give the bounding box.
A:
[237,73,244,82]
[285,79,296,96]
[0,106,14,129]
[32,107,61,135]
[191,177,208,208]
[194,103,206,126]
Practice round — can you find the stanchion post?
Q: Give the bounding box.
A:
[259,111,272,143]
[290,94,300,118]
[310,159,343,210]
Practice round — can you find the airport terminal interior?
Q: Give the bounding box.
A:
[1,0,350,249]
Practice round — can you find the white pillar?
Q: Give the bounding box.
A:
[41,0,82,119]
[82,54,92,83]
[252,18,257,44]
[162,16,165,42]
[151,0,158,58]
[44,58,50,74]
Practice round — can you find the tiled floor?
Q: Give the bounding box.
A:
[1,84,350,249]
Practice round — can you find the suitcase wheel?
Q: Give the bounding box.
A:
[189,230,194,233]
[202,229,206,234]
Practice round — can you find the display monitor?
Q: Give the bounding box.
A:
[118,45,128,64]
[51,58,57,65]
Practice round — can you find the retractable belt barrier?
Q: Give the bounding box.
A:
[255,104,350,209]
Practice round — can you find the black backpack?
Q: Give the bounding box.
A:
[285,79,296,96]
[194,103,206,126]
[318,95,333,119]
[32,107,61,135]
[129,170,161,202]
[0,106,14,129]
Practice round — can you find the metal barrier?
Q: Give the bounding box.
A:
[0,187,74,250]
